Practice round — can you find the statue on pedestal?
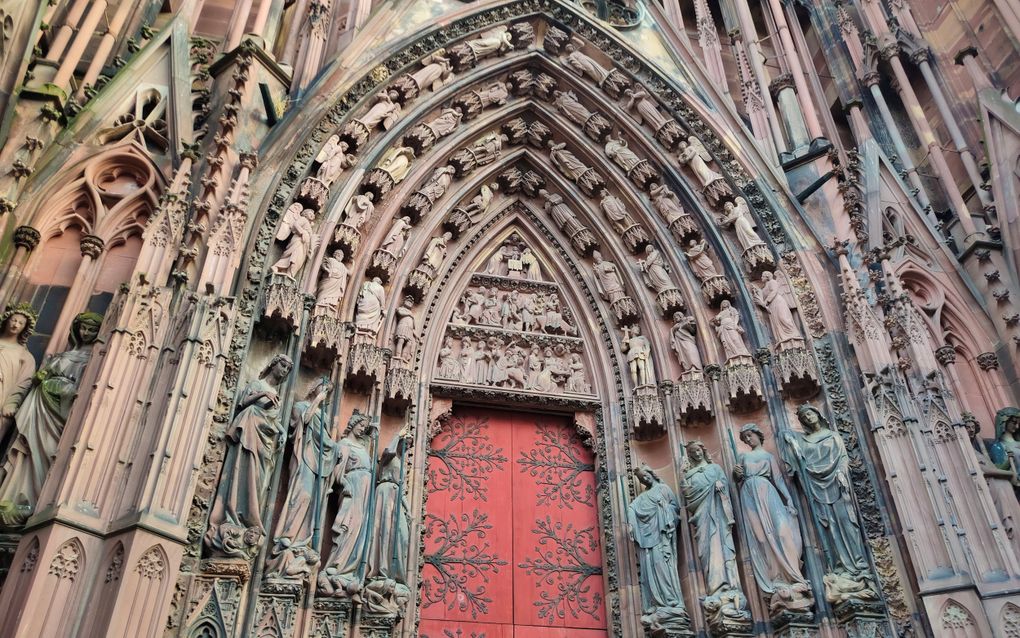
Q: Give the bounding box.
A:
[670,312,702,373]
[272,205,318,279]
[204,353,294,557]
[315,250,349,314]
[622,325,654,387]
[355,277,387,337]
[0,303,37,445]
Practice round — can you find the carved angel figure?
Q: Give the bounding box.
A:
[376,147,415,184]
[677,136,723,189]
[379,216,412,257]
[315,135,355,186]
[591,250,627,304]
[315,250,349,313]
[552,90,593,124]
[685,239,720,282]
[465,25,513,59]
[343,192,375,229]
[752,271,801,346]
[563,43,611,85]
[410,50,453,92]
[548,141,591,182]
[605,136,643,173]
[718,197,765,252]
[638,245,674,294]
[670,312,702,372]
[272,205,318,279]
[713,300,751,361]
[357,90,402,131]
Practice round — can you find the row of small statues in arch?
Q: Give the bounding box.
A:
[435,336,591,394]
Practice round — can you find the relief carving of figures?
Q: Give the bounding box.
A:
[713,301,751,361]
[392,297,417,363]
[677,136,732,205]
[354,277,387,337]
[682,441,752,631]
[366,431,412,589]
[670,312,703,373]
[628,466,691,635]
[451,133,506,176]
[734,424,813,617]
[622,325,654,387]
[319,411,378,596]
[204,354,294,557]
[265,379,336,579]
[379,216,412,258]
[784,405,878,604]
[272,204,318,279]
[605,136,642,173]
[638,245,675,294]
[0,304,37,445]
[462,183,498,220]
[591,250,627,304]
[315,135,355,187]
[409,49,453,93]
[356,90,402,132]
[0,312,101,527]
[651,183,699,241]
[315,250,349,314]
[437,336,461,380]
[463,25,513,61]
[752,271,802,348]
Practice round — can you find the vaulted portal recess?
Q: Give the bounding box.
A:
[421,408,607,638]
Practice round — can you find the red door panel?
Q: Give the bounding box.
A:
[422,409,607,637]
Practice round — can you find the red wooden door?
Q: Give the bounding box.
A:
[420,409,608,638]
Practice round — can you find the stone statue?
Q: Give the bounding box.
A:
[367,431,412,585]
[734,423,812,616]
[718,197,765,252]
[682,441,751,625]
[591,250,627,304]
[204,353,294,557]
[344,192,375,229]
[462,183,497,219]
[563,42,612,85]
[670,312,702,373]
[566,354,590,393]
[424,107,463,139]
[265,379,336,579]
[320,411,378,596]
[437,337,461,380]
[599,193,638,234]
[272,205,318,279]
[315,250,349,313]
[357,90,402,131]
[464,25,513,59]
[966,413,1018,539]
[315,135,355,186]
[540,189,586,238]
[0,303,37,445]
[605,136,643,173]
[685,239,720,281]
[379,216,412,258]
[624,87,670,130]
[355,277,387,337]
[547,141,591,182]
[713,300,751,360]
[622,325,654,387]
[392,297,417,363]
[422,232,452,274]
[418,165,455,202]
[0,312,101,527]
[677,136,724,190]
[552,90,593,124]
[650,183,688,224]
[784,405,877,604]
[638,245,674,294]
[376,147,415,184]
[989,407,1020,473]
[521,247,541,280]
[752,271,801,347]
[628,465,690,634]
[409,50,453,92]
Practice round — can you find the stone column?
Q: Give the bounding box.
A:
[727,0,787,154]
[51,0,108,92]
[79,0,137,93]
[46,234,105,355]
[0,225,40,304]
[763,0,824,140]
[225,0,256,50]
[770,73,810,154]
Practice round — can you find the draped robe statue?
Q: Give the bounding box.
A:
[354,277,387,337]
[315,250,349,313]
[670,312,702,373]
[265,379,337,579]
[638,245,674,294]
[784,405,878,604]
[713,301,751,361]
[628,466,690,634]
[752,271,801,347]
[0,304,37,446]
[367,432,412,585]
[734,424,813,616]
[204,354,294,557]
[591,250,627,304]
[319,411,377,596]
[272,206,318,279]
[0,312,101,527]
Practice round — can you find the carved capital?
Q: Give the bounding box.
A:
[953,46,978,66]
[908,47,930,66]
[769,73,796,97]
[976,352,999,371]
[879,43,901,61]
[13,226,41,251]
[80,234,105,258]
[859,70,882,87]
[933,345,957,366]
[239,151,259,170]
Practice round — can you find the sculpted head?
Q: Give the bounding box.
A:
[635,464,658,488]
[332,249,345,261]
[1,303,37,345]
[761,271,774,282]
[995,407,1020,440]
[739,423,764,448]
[70,311,104,348]
[685,440,708,463]
[260,353,294,382]
[796,404,827,432]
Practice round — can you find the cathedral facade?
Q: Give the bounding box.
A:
[0,0,1017,636]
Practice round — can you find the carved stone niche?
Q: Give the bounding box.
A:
[346,342,388,393]
[361,612,401,638]
[309,597,352,638]
[297,176,329,212]
[184,559,252,638]
[610,296,640,326]
[675,370,713,424]
[497,167,524,194]
[361,169,396,201]
[533,72,558,101]
[339,119,371,153]
[443,209,473,240]
[403,266,434,304]
[721,356,765,412]
[701,275,734,307]
[508,69,535,96]
[621,223,650,254]
[742,244,776,280]
[366,249,399,283]
[509,21,535,49]
[261,273,303,333]
[655,288,687,318]
[633,384,666,439]
[526,121,553,149]
[305,312,347,369]
[772,345,819,399]
[384,365,416,416]
[252,581,302,638]
[331,223,361,260]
